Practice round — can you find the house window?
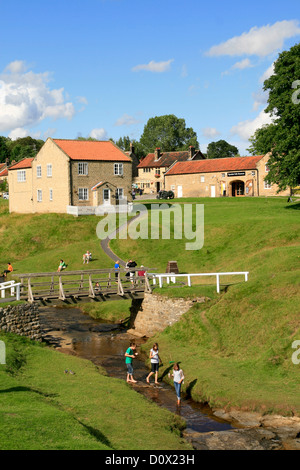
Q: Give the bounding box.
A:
[37,165,42,178]
[114,163,123,175]
[37,190,42,202]
[116,188,124,200]
[143,168,150,173]
[49,189,53,201]
[78,162,88,175]
[265,164,270,172]
[200,176,205,183]
[264,181,272,189]
[17,170,26,182]
[222,173,225,178]
[78,188,88,200]
[47,164,52,177]
[252,171,256,176]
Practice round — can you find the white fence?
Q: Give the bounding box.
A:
[0,280,21,301]
[150,271,249,293]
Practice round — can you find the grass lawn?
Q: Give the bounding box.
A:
[0,332,189,450]
[111,197,300,414]
[0,195,299,450]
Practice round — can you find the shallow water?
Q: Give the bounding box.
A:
[39,305,233,434]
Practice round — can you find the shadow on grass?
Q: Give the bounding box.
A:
[0,386,58,398]
[285,202,300,210]
[77,419,114,449]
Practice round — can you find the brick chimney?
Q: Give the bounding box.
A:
[154,148,161,161]
[189,146,195,159]
[130,142,134,154]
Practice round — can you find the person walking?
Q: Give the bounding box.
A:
[114,260,120,281]
[170,363,185,405]
[124,342,138,383]
[146,343,161,384]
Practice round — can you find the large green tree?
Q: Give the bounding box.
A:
[6,136,44,162]
[139,114,199,153]
[248,42,300,193]
[206,139,239,159]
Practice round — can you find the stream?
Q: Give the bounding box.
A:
[39,305,233,436]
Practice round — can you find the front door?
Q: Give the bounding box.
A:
[210,185,216,197]
[177,185,183,198]
[103,188,111,205]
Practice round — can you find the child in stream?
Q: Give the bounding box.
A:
[125,342,138,383]
[146,343,162,385]
[169,363,185,405]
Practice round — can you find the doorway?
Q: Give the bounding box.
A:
[231,181,244,197]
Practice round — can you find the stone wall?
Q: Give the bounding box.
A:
[129,292,206,337]
[0,303,42,341]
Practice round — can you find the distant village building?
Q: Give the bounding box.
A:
[164,153,290,198]
[8,138,135,214]
[134,146,205,194]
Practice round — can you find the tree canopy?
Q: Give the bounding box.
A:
[206,139,239,159]
[248,42,300,192]
[139,114,199,154]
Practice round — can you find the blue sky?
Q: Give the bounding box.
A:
[0,0,300,154]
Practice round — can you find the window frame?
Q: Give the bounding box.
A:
[78,162,88,176]
[78,187,89,200]
[114,163,123,176]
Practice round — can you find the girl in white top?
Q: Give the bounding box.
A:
[171,363,184,405]
[146,343,161,384]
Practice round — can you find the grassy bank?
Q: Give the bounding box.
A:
[0,332,189,450]
[1,197,299,423]
[111,197,300,414]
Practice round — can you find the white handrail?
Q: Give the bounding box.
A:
[0,281,21,301]
[149,271,249,293]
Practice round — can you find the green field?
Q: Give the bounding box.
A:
[111,197,300,414]
[0,196,299,449]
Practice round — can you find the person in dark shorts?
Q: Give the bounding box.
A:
[146,343,161,384]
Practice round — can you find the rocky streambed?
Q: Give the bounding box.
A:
[39,305,300,451]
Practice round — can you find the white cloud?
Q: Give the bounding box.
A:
[232,58,254,70]
[230,109,274,141]
[89,128,108,140]
[0,60,75,134]
[259,63,275,83]
[114,113,140,126]
[132,59,174,73]
[206,20,300,57]
[8,127,30,140]
[202,127,221,139]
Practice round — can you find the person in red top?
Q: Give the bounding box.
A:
[138,265,145,277]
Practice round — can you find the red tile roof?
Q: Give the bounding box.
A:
[53,139,131,162]
[165,156,264,175]
[8,158,34,170]
[138,150,203,168]
[0,168,8,177]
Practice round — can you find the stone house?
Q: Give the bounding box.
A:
[8,138,134,214]
[133,146,205,194]
[164,153,290,198]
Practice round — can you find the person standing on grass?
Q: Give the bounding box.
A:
[171,363,184,405]
[146,343,161,384]
[125,342,138,383]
